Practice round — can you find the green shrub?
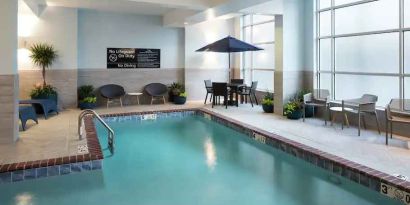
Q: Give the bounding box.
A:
[30,84,57,98]
[179,92,188,97]
[78,85,95,100]
[262,92,274,105]
[284,98,302,116]
[81,96,97,103]
[169,82,185,96]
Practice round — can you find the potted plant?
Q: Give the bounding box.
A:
[78,85,97,110]
[174,92,187,105]
[284,98,303,120]
[169,82,184,102]
[29,43,58,105]
[261,92,274,113]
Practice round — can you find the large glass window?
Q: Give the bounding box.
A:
[316,0,406,107]
[241,14,275,92]
[335,33,399,73]
[334,0,399,35]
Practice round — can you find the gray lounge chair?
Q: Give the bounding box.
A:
[100,84,126,108]
[20,99,58,119]
[343,94,381,136]
[145,83,168,104]
[302,89,331,124]
[19,105,38,131]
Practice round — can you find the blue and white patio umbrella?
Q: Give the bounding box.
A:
[196,36,263,81]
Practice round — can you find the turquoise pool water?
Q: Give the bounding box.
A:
[0,115,401,205]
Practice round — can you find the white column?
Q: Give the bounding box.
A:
[0,0,19,143]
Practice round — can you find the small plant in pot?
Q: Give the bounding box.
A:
[261,92,274,113]
[169,82,184,102]
[174,92,187,105]
[29,43,59,111]
[78,85,97,110]
[284,98,303,120]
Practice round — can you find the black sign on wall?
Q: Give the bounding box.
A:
[107,48,160,69]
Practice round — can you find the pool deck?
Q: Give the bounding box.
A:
[1,102,410,178]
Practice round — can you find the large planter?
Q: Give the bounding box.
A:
[287,109,303,120]
[304,105,314,118]
[262,104,274,113]
[31,93,58,114]
[174,96,187,105]
[168,93,175,102]
[78,102,97,110]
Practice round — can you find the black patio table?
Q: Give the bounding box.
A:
[227,83,246,107]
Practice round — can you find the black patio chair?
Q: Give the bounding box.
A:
[212,82,228,109]
[100,84,126,108]
[239,81,258,107]
[145,83,168,104]
[204,80,213,104]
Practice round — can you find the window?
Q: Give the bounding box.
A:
[241,14,275,92]
[316,0,406,106]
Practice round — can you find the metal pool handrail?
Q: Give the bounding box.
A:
[78,109,115,155]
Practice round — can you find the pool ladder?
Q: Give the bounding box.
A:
[78,109,115,155]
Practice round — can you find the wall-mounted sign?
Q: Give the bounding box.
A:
[107,48,160,69]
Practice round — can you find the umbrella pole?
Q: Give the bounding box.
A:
[228,53,231,82]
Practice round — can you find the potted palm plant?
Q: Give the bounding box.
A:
[262,92,274,113]
[29,43,58,104]
[78,85,97,110]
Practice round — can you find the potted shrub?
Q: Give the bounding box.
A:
[261,92,274,113]
[174,92,187,105]
[284,98,303,120]
[169,82,184,102]
[79,97,97,110]
[78,85,97,110]
[29,43,58,105]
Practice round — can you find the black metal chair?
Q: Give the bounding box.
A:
[204,80,213,104]
[212,82,228,109]
[145,83,168,104]
[100,84,126,108]
[239,81,258,107]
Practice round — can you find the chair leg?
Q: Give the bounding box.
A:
[385,120,389,145]
[212,95,214,108]
[390,122,393,138]
[107,100,109,108]
[374,112,381,134]
[249,95,254,107]
[254,93,259,105]
[151,97,154,105]
[210,94,212,102]
[357,113,361,136]
[163,96,166,104]
[204,93,208,104]
[225,95,228,109]
[120,98,123,107]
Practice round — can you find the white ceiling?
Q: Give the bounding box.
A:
[23,0,218,16]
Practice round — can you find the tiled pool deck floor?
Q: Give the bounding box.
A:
[1,102,410,178]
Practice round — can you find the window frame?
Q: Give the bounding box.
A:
[315,0,407,107]
[241,14,275,92]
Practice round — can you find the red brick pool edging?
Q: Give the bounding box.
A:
[0,116,103,177]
